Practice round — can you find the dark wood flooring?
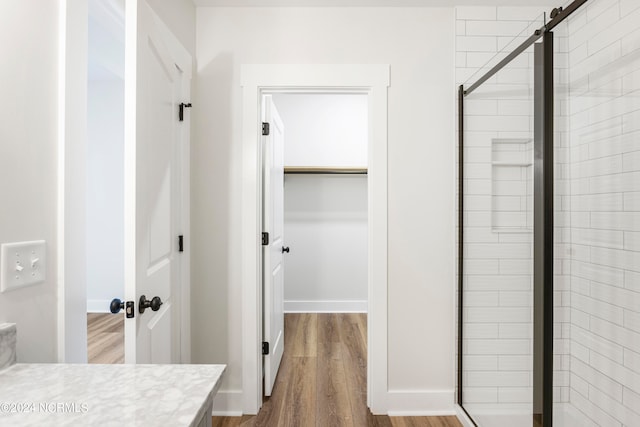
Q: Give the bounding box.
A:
[212,313,461,427]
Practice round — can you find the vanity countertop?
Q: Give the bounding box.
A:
[0,363,225,427]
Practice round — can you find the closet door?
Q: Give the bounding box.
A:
[262,95,285,396]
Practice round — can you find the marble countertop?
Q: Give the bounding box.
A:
[0,363,225,426]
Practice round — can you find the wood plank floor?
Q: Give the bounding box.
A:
[87,313,124,364]
[213,313,461,427]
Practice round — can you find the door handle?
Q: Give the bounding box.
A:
[282,246,290,253]
[110,298,135,318]
[139,295,163,314]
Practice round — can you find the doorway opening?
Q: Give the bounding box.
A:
[240,64,389,415]
[259,93,369,420]
[86,0,125,364]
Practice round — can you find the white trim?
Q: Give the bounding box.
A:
[284,300,368,313]
[212,390,244,416]
[455,404,476,427]
[241,64,389,415]
[386,390,456,416]
[58,0,89,364]
[87,300,112,313]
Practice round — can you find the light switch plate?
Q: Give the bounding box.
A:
[0,241,46,293]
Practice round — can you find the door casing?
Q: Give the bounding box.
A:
[57,0,192,364]
[241,64,390,414]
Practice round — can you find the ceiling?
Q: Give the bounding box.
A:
[192,0,551,7]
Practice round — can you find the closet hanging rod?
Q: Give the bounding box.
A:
[284,166,368,175]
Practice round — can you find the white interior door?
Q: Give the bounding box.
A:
[262,95,286,395]
[123,0,191,364]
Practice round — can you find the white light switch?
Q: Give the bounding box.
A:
[1,241,46,293]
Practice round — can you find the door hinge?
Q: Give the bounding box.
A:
[178,235,184,252]
[179,102,192,121]
[262,122,270,136]
[262,232,269,246]
[262,341,270,355]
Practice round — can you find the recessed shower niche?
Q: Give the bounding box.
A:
[491,138,533,233]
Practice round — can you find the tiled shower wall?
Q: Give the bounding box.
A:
[456,5,569,415]
[564,0,640,425]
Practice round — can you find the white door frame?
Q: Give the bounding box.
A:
[240,64,390,415]
[58,0,192,364]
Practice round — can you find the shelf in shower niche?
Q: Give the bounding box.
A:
[491,161,533,166]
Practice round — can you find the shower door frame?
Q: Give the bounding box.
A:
[457,1,589,426]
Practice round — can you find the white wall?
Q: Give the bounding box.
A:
[0,1,60,362]
[86,79,125,312]
[194,6,455,412]
[273,94,368,167]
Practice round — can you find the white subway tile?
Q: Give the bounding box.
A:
[623,68,640,95]
[466,307,531,323]
[467,371,530,387]
[621,0,640,15]
[571,372,590,397]
[591,246,640,272]
[497,387,532,403]
[624,192,640,211]
[624,348,640,374]
[465,323,499,339]
[499,291,531,308]
[465,291,500,307]
[624,231,640,251]
[623,110,640,134]
[465,20,530,37]
[457,36,497,53]
[464,355,498,371]
[572,324,624,363]
[623,386,640,417]
[466,243,532,259]
[587,386,640,426]
[465,259,500,275]
[625,270,640,292]
[499,323,531,339]
[498,355,531,371]
[572,260,624,286]
[570,388,623,427]
[591,317,640,354]
[624,309,640,334]
[465,338,531,355]
[496,7,545,22]
[571,228,624,249]
[621,26,640,57]
[591,212,640,232]
[571,356,624,401]
[462,387,498,403]
[571,340,591,363]
[456,20,466,36]
[572,293,624,325]
[466,276,531,293]
[571,308,591,330]
[456,6,497,21]
[499,259,532,275]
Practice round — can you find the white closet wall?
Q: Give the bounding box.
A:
[272,94,368,312]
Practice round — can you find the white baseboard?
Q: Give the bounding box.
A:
[455,404,475,427]
[212,390,243,416]
[386,390,455,416]
[87,299,111,313]
[284,300,367,313]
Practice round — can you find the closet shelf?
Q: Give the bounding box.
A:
[284,166,368,175]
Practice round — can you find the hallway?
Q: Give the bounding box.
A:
[212,313,461,427]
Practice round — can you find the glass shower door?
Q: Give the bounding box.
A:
[460,39,539,427]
